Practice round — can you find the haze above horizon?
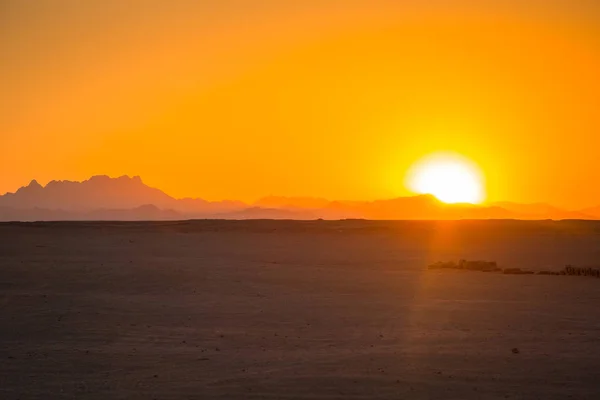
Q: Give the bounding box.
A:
[2,1,599,208]
[3,173,600,221]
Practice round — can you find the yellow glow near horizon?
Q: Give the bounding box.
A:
[407,153,485,204]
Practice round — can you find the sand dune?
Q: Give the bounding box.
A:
[1,220,599,399]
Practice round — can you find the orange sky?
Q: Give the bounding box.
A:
[2,1,599,208]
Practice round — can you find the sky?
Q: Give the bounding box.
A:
[2,0,599,207]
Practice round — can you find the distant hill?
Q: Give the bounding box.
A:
[0,205,182,221]
[579,206,600,219]
[0,175,244,214]
[0,175,597,221]
[491,201,591,220]
[214,207,318,220]
[254,195,519,220]
[260,195,597,220]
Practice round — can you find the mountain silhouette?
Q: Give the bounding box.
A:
[214,207,318,220]
[0,175,597,221]
[490,201,590,220]
[0,175,243,214]
[0,176,172,211]
[578,206,600,219]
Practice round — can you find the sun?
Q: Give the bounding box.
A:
[406,153,485,204]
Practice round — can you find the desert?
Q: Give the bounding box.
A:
[2,219,599,399]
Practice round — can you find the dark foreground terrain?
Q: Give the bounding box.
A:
[1,219,600,399]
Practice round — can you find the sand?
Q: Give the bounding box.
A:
[1,220,600,399]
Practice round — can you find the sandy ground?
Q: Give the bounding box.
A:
[1,220,600,399]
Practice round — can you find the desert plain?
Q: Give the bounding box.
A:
[1,219,600,399]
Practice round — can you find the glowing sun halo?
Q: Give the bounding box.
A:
[407,153,485,204]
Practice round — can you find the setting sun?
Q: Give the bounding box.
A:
[407,153,485,204]
[4,2,600,399]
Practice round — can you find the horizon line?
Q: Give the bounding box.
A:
[1,173,591,211]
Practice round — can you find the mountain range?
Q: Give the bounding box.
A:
[0,175,598,221]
